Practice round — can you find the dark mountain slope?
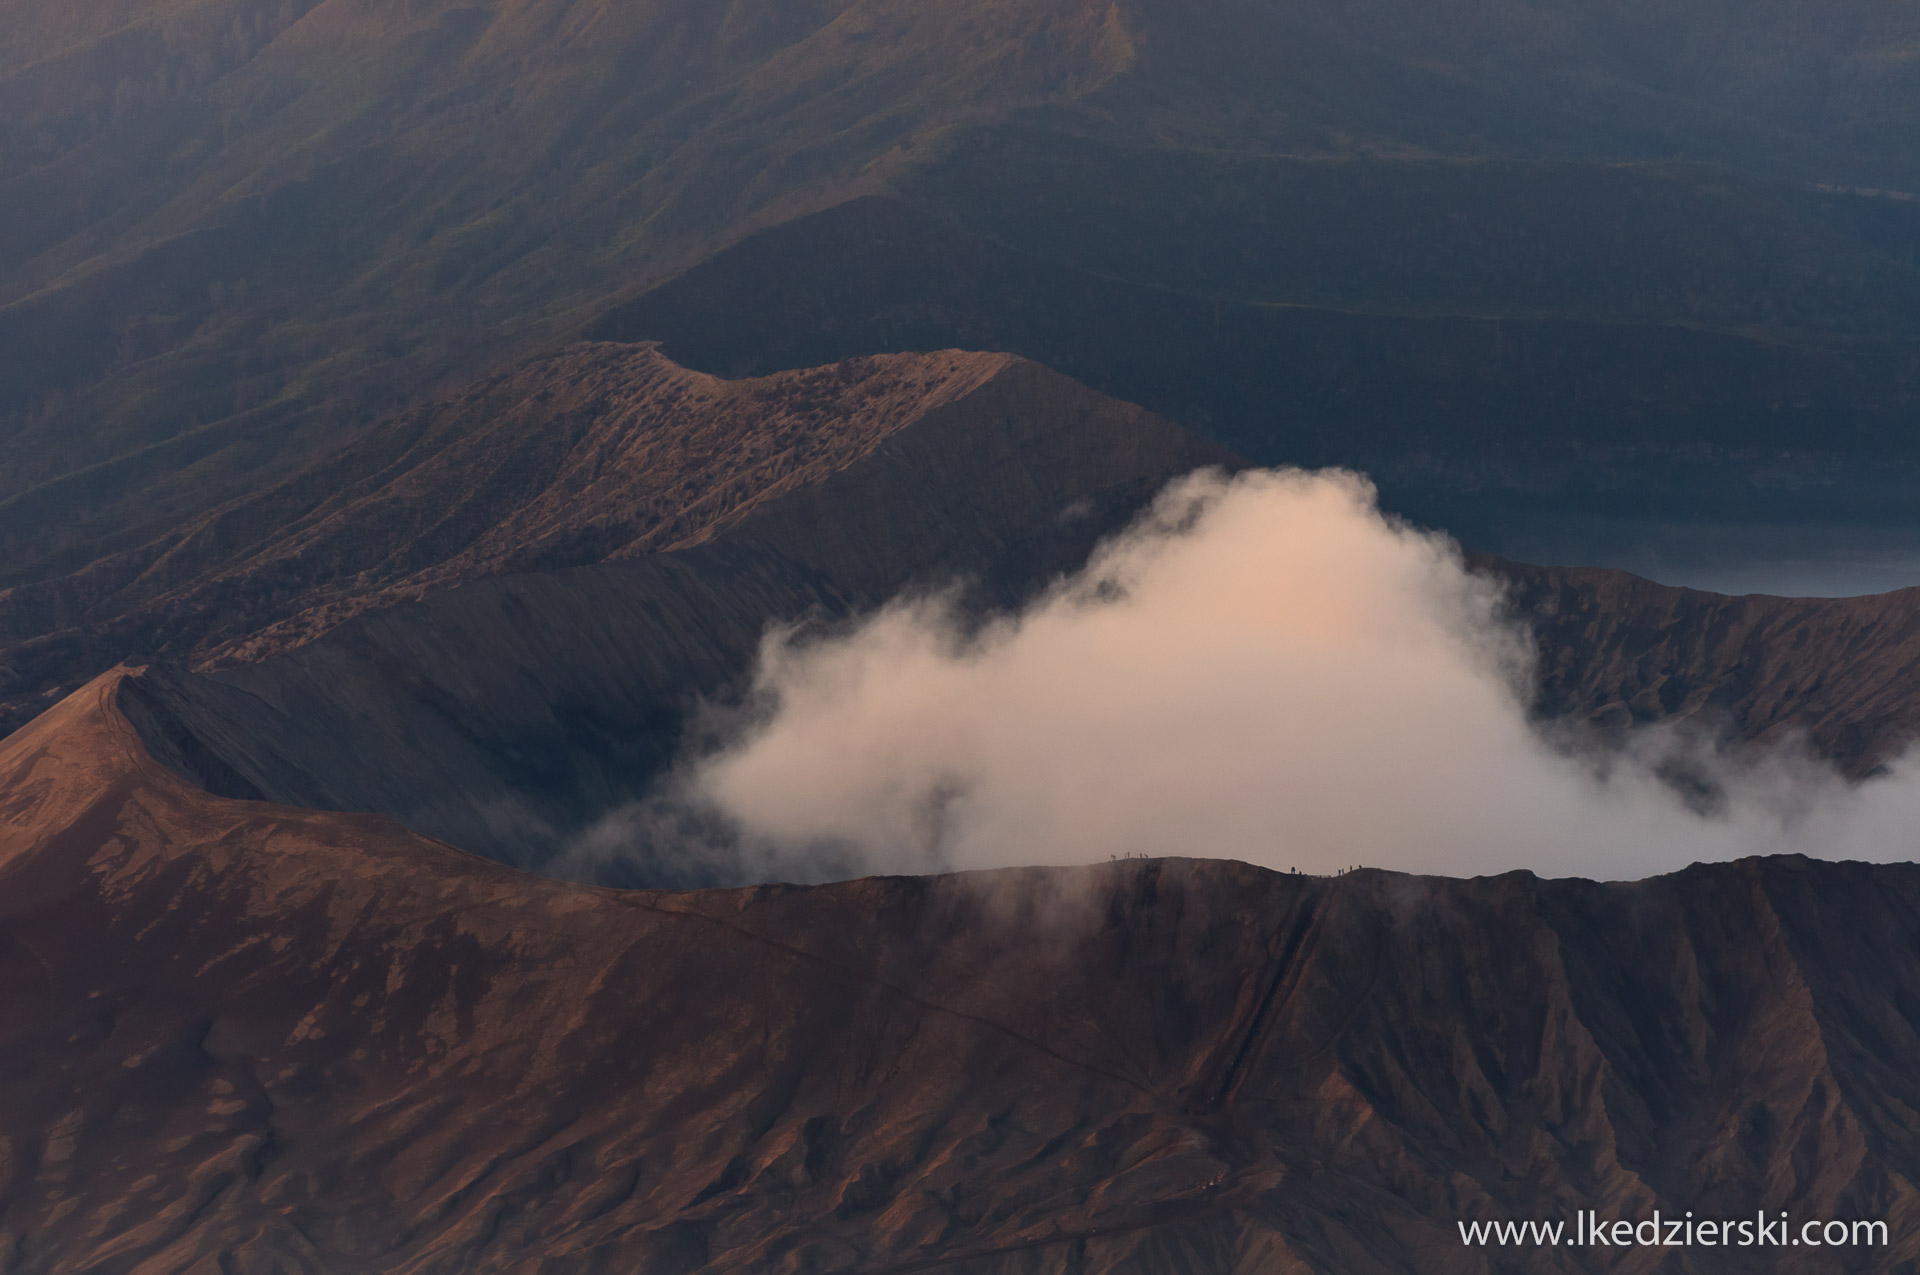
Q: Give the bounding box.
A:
[22,338,1917,875]
[7,0,1920,580]
[1506,564,1920,776]
[3,668,1920,1272]
[892,129,1920,337]
[77,350,1226,865]
[0,344,1210,729]
[593,195,1920,539]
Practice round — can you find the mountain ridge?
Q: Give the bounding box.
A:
[3,665,1919,1272]
[0,343,1102,727]
[1505,562,1920,776]
[45,346,1225,865]
[7,3,1920,1270]
[14,342,1920,873]
[8,0,1920,575]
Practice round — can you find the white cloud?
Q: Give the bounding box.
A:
[570,468,1920,883]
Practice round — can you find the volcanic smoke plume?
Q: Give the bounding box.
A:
[571,468,1920,882]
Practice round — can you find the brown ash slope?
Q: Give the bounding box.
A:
[1506,564,1920,777]
[4,668,1920,1273]
[0,342,1199,724]
[0,343,1001,695]
[51,347,1225,868]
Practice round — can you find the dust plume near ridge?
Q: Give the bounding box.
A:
[572,468,1920,881]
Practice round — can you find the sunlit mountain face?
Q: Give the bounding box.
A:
[7,0,1920,1270]
[13,676,1920,1272]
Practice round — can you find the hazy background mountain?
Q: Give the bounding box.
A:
[8,0,1920,592]
[594,190,1920,564]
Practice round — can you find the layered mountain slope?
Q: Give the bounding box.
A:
[1509,564,1920,776]
[4,668,1920,1272]
[596,195,1920,544]
[8,0,1920,578]
[0,343,1209,730]
[58,349,1226,864]
[8,336,1911,874]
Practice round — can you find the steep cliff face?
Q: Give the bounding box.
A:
[2,669,1917,1273]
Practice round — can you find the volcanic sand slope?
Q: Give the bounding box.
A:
[5,669,1920,1272]
[28,347,1225,866]
[890,130,1920,337]
[0,342,1016,714]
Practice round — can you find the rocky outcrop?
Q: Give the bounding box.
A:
[2,669,1917,1273]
